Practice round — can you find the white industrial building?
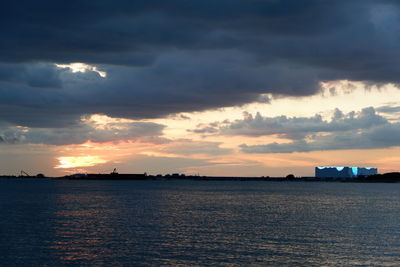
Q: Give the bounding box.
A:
[315,167,378,178]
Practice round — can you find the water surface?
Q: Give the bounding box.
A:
[0,179,399,266]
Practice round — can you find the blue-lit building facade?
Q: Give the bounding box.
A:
[315,167,378,178]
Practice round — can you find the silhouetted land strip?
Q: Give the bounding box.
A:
[2,172,400,183]
[354,172,400,183]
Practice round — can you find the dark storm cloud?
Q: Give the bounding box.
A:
[0,0,354,63]
[0,52,322,126]
[0,63,63,88]
[1,0,400,127]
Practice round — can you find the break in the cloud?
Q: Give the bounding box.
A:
[1,1,400,129]
[233,107,400,153]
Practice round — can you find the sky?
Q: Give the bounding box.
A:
[1,0,400,177]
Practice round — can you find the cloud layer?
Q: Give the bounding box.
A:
[1,0,400,129]
[218,107,387,139]
[240,123,400,153]
[0,115,166,145]
[232,107,400,153]
[190,106,400,153]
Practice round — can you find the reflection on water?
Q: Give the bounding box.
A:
[0,179,399,266]
[52,192,117,263]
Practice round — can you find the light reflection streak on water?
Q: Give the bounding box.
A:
[51,186,119,264]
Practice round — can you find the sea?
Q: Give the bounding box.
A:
[0,179,399,266]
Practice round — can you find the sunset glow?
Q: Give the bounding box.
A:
[55,156,107,169]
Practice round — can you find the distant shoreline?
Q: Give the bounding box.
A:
[1,172,400,183]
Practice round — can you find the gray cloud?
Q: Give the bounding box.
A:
[240,123,400,153]
[237,107,400,153]
[376,105,400,114]
[179,114,190,120]
[195,107,387,140]
[0,120,166,146]
[190,126,219,134]
[1,0,400,129]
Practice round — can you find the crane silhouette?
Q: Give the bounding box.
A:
[20,170,30,177]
